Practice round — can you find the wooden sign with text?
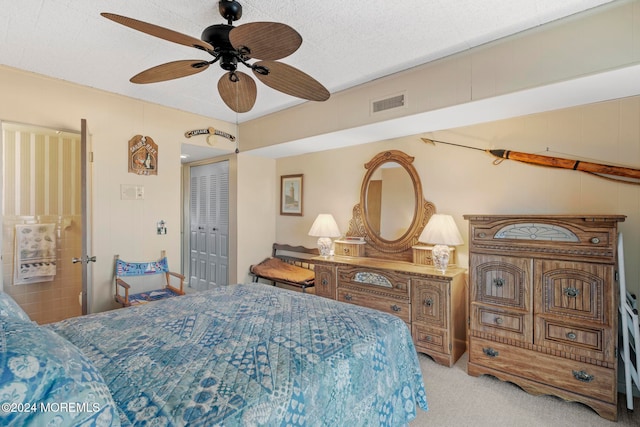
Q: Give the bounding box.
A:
[128,135,158,176]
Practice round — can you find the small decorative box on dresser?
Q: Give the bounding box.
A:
[333,239,367,257]
[313,256,467,367]
[463,214,625,421]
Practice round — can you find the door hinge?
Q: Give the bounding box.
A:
[89,152,94,162]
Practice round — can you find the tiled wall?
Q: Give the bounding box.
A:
[2,215,82,323]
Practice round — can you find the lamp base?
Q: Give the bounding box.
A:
[431,244,451,273]
[317,237,332,258]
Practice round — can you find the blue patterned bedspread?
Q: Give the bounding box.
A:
[48,284,428,426]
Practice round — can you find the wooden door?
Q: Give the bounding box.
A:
[0,119,91,321]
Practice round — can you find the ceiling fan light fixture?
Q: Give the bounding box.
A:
[102,0,330,113]
[220,54,238,71]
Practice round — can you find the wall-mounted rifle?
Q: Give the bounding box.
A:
[422,138,640,184]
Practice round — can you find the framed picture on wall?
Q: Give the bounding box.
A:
[280,174,303,216]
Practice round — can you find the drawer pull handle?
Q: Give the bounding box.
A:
[478,232,486,238]
[344,294,353,301]
[483,347,499,358]
[426,335,432,342]
[572,370,594,383]
[343,248,350,254]
[566,332,577,340]
[321,278,328,286]
[590,237,600,244]
[424,298,433,307]
[563,287,580,298]
[391,305,401,312]
[494,317,503,325]
[493,278,504,287]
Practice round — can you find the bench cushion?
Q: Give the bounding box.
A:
[250,257,314,286]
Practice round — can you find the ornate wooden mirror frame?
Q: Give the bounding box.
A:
[346,150,436,261]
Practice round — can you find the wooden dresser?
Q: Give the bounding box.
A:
[314,256,467,367]
[463,214,625,421]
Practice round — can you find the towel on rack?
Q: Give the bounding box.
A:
[14,224,57,285]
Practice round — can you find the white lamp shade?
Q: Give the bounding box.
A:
[308,214,341,237]
[420,214,464,246]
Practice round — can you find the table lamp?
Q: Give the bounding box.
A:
[308,214,341,258]
[418,214,464,273]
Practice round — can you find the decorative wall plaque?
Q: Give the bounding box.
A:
[128,135,158,175]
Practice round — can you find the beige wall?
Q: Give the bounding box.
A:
[0,65,241,314]
[275,96,640,297]
[235,153,276,283]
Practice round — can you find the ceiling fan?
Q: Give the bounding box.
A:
[101,0,330,113]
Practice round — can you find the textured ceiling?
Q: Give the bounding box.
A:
[1,0,615,125]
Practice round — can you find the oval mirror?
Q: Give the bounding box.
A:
[364,162,416,241]
[352,150,434,257]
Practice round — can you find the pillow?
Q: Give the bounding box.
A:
[0,319,121,427]
[0,292,31,323]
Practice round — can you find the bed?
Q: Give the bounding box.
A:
[1,283,428,426]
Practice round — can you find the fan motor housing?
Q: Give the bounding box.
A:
[201,24,233,49]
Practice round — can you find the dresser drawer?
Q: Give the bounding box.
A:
[334,241,366,257]
[470,304,533,343]
[413,323,448,355]
[314,265,336,299]
[337,288,410,324]
[412,279,448,328]
[468,217,615,258]
[470,254,531,311]
[534,318,614,362]
[337,266,410,298]
[535,260,610,325]
[469,337,616,403]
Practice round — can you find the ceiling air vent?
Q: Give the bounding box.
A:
[371,92,406,114]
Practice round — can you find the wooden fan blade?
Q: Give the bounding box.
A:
[218,71,257,113]
[130,60,209,84]
[252,61,330,102]
[229,22,301,60]
[101,13,214,52]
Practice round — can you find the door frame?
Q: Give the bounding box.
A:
[181,154,237,288]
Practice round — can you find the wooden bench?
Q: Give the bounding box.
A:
[249,243,319,292]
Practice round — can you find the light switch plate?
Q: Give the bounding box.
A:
[121,184,145,200]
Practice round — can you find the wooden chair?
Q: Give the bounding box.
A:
[115,250,185,307]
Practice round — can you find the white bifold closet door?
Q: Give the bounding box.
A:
[189,160,229,291]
